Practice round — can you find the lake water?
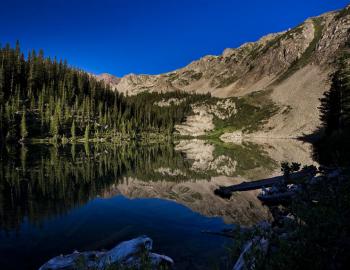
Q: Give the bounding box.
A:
[0,139,315,270]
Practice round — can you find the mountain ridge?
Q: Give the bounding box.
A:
[96,4,350,138]
[96,5,349,95]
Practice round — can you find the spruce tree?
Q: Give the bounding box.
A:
[0,67,4,100]
[50,113,59,137]
[319,55,350,135]
[20,110,28,139]
[319,72,342,135]
[71,120,76,141]
[84,124,90,142]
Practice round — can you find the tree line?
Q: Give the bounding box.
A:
[0,42,210,144]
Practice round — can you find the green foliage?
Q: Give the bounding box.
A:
[126,90,211,133]
[217,75,238,88]
[84,124,90,141]
[209,90,279,136]
[210,140,277,178]
[233,94,278,133]
[71,120,76,141]
[50,113,60,137]
[0,42,193,143]
[20,110,28,139]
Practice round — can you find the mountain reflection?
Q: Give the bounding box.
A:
[0,139,314,231]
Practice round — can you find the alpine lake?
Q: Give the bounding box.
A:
[0,139,316,270]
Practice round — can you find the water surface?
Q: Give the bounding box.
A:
[0,140,314,270]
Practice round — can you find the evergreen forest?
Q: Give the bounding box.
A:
[0,42,209,144]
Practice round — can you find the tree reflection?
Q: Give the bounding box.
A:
[0,143,184,232]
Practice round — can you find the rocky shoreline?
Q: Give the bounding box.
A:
[39,236,173,270]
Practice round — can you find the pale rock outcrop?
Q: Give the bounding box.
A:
[174,99,236,136]
[175,109,214,136]
[39,236,173,270]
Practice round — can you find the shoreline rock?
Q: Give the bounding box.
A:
[39,236,173,270]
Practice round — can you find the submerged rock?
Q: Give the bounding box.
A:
[39,236,173,270]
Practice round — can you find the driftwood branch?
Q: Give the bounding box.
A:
[215,168,316,199]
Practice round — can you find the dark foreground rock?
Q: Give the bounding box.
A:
[39,236,174,270]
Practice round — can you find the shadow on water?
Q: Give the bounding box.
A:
[301,127,350,167]
[0,139,315,270]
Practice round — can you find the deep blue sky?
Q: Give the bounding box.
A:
[1,0,349,77]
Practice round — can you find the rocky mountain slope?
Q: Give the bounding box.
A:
[97,5,350,138]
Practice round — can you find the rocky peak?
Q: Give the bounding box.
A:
[95,73,121,89]
[96,5,349,98]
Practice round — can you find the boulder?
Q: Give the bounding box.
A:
[39,236,173,270]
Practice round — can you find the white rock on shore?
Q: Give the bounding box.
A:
[39,236,173,270]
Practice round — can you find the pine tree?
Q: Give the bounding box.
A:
[71,120,76,141]
[20,110,28,139]
[0,106,4,142]
[20,145,27,173]
[339,62,350,130]
[84,124,90,142]
[71,143,76,161]
[0,67,4,101]
[319,72,342,135]
[50,113,59,137]
[319,55,350,135]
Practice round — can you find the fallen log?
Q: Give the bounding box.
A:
[39,236,173,270]
[215,168,315,199]
[257,191,295,204]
